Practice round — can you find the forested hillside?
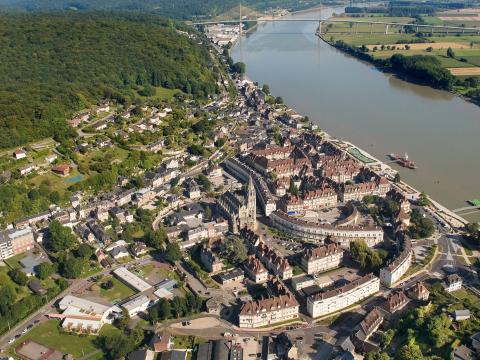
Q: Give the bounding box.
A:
[0,13,219,148]
[0,0,326,19]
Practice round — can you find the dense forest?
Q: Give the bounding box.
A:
[0,0,327,19]
[0,13,219,148]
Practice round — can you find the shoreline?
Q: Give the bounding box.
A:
[315,33,480,108]
[230,15,470,229]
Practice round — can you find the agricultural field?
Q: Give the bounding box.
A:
[322,14,480,75]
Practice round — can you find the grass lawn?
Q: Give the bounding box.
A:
[138,264,181,283]
[9,321,121,358]
[451,288,480,305]
[97,276,135,303]
[3,253,27,269]
[0,266,31,301]
[173,335,206,350]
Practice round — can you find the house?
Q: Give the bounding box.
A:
[445,274,462,293]
[122,295,153,317]
[217,268,244,285]
[45,154,58,163]
[244,256,268,284]
[127,349,155,360]
[471,332,480,352]
[96,101,110,113]
[150,331,173,353]
[106,240,130,260]
[52,164,71,176]
[186,180,201,199]
[355,307,384,342]
[453,309,471,321]
[199,246,224,273]
[382,290,409,316]
[161,350,187,360]
[13,149,27,160]
[132,243,149,257]
[19,165,36,176]
[408,281,430,301]
[452,345,475,360]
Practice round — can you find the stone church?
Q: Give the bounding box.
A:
[217,175,256,234]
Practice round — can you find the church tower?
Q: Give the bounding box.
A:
[247,175,256,228]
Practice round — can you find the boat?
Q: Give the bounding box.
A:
[467,199,480,206]
[388,152,417,169]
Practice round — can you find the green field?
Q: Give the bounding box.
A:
[97,276,135,303]
[9,321,121,359]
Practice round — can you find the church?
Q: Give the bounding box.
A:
[217,175,256,234]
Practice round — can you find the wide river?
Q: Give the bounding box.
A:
[231,5,480,222]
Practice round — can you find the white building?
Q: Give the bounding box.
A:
[270,211,383,248]
[239,282,299,328]
[300,243,344,274]
[379,238,412,288]
[445,274,462,293]
[57,295,121,333]
[307,274,380,318]
[122,295,153,317]
[244,256,269,284]
[113,267,152,292]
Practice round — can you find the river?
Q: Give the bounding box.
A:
[231,5,480,222]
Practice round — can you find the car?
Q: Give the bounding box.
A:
[14,335,20,339]
[27,324,33,330]
[7,339,14,344]
[21,328,28,334]
[33,320,40,324]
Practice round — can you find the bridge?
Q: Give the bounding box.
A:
[193,18,480,35]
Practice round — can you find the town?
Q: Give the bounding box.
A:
[0,26,479,360]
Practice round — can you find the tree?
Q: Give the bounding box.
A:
[48,220,77,252]
[262,84,270,95]
[76,243,94,260]
[394,172,401,183]
[409,208,435,239]
[395,342,423,360]
[224,236,248,264]
[146,227,166,250]
[204,206,213,220]
[36,262,56,280]
[350,239,387,272]
[427,313,453,348]
[98,332,133,360]
[275,96,284,104]
[232,62,246,74]
[157,298,172,320]
[447,47,455,58]
[114,308,131,331]
[288,180,299,196]
[165,242,181,263]
[380,329,395,349]
[365,353,392,360]
[197,174,212,192]
[8,269,28,286]
[417,192,430,206]
[61,257,85,279]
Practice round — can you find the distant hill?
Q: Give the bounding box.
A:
[0,12,220,148]
[0,0,326,19]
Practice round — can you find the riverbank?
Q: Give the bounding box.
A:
[231,5,480,219]
[316,33,480,107]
